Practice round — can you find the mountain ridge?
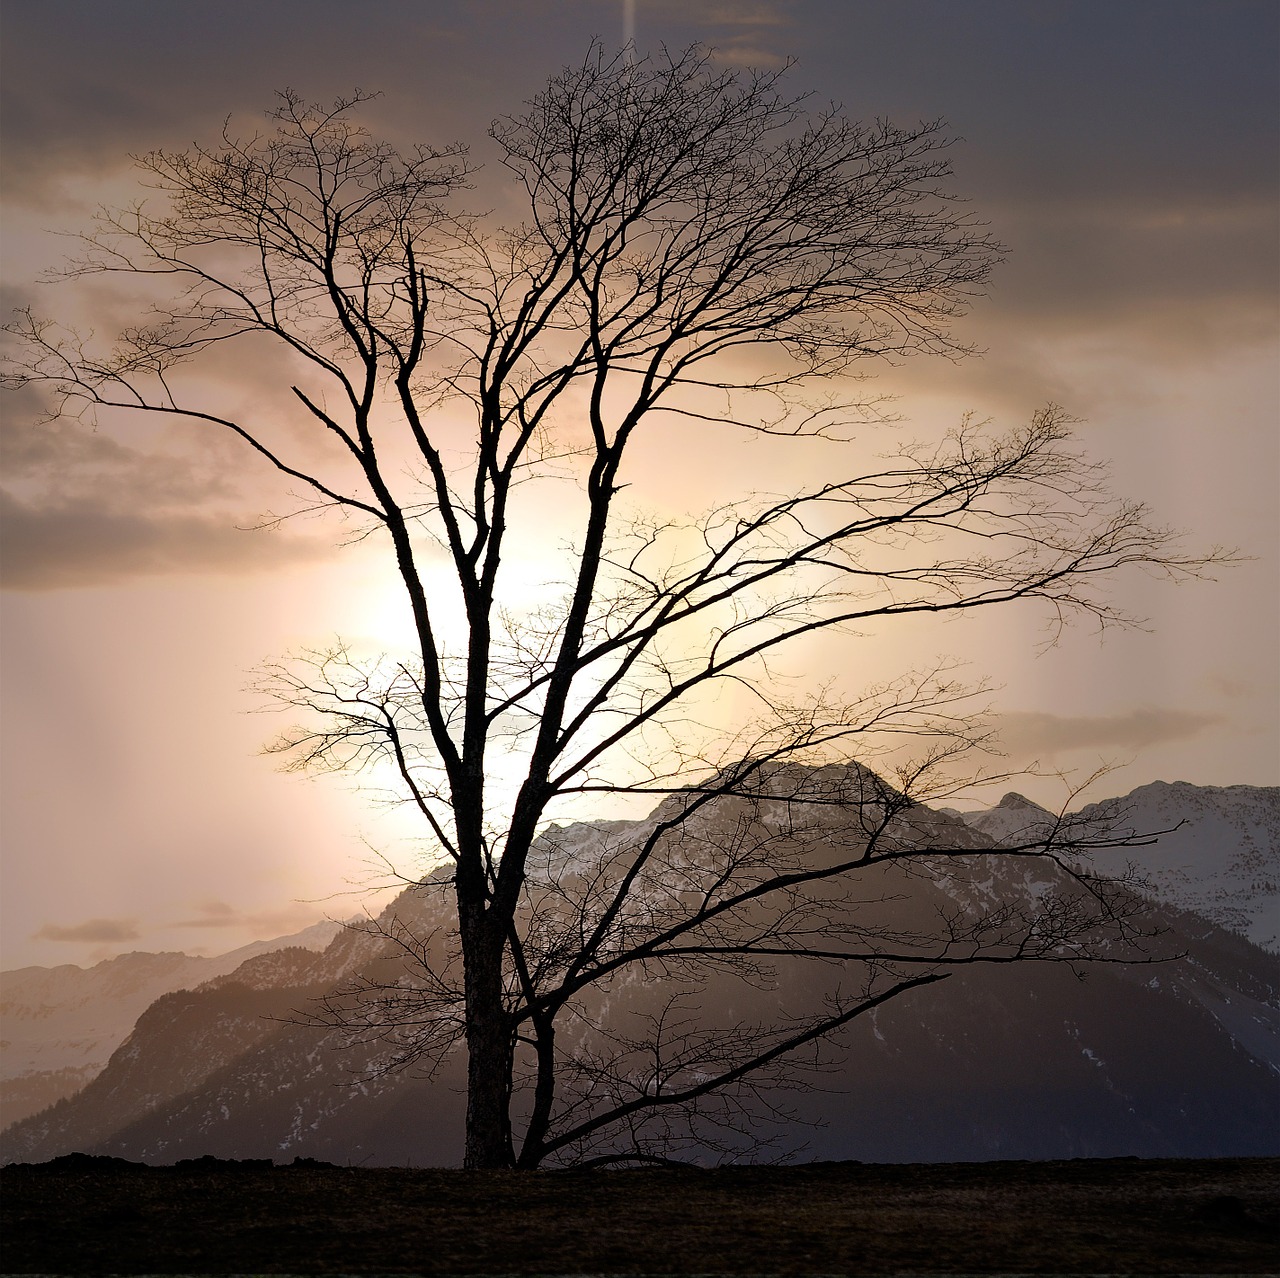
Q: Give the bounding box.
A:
[945,781,1279,951]
[0,919,343,1128]
[2,769,1276,1166]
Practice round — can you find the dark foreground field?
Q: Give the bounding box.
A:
[2,1155,1277,1275]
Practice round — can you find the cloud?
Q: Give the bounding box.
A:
[647,0,794,67]
[995,708,1225,759]
[691,1,790,26]
[168,900,328,937]
[32,917,140,943]
[0,388,339,589]
[0,2,805,204]
[169,900,243,929]
[4,2,1272,414]
[0,2,451,200]
[711,44,790,69]
[0,488,334,590]
[983,195,1279,344]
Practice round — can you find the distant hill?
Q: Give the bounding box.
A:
[0,920,341,1128]
[2,771,1276,1167]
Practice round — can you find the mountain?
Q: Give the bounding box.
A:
[2,772,1276,1167]
[0,920,341,1129]
[947,782,1280,952]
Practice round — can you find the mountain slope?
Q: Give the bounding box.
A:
[3,768,1275,1167]
[0,920,341,1128]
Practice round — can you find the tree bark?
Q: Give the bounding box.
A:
[459,903,514,1169]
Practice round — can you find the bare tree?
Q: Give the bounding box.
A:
[3,46,1218,1169]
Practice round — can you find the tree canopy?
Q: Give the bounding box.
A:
[2,46,1219,1168]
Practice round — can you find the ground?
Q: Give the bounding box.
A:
[1,1155,1276,1274]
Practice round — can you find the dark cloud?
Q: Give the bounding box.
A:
[0,488,333,590]
[3,1,1270,341]
[802,1,1279,205]
[1,1,1274,574]
[0,395,339,589]
[32,917,140,943]
[0,405,236,499]
[0,2,609,199]
[5,2,1272,201]
[984,196,1279,337]
[996,708,1225,759]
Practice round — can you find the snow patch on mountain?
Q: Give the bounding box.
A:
[948,783,1280,952]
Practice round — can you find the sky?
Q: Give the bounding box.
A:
[1,0,1276,970]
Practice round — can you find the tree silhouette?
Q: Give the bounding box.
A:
[3,46,1219,1168]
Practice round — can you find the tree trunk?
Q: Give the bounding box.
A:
[515,1015,556,1169]
[460,906,514,1169]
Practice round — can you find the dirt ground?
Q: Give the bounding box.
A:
[2,1154,1276,1274]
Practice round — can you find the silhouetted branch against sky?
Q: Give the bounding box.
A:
[1,7,1273,984]
[3,36,1246,1167]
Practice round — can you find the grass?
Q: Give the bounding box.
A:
[2,1155,1276,1274]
